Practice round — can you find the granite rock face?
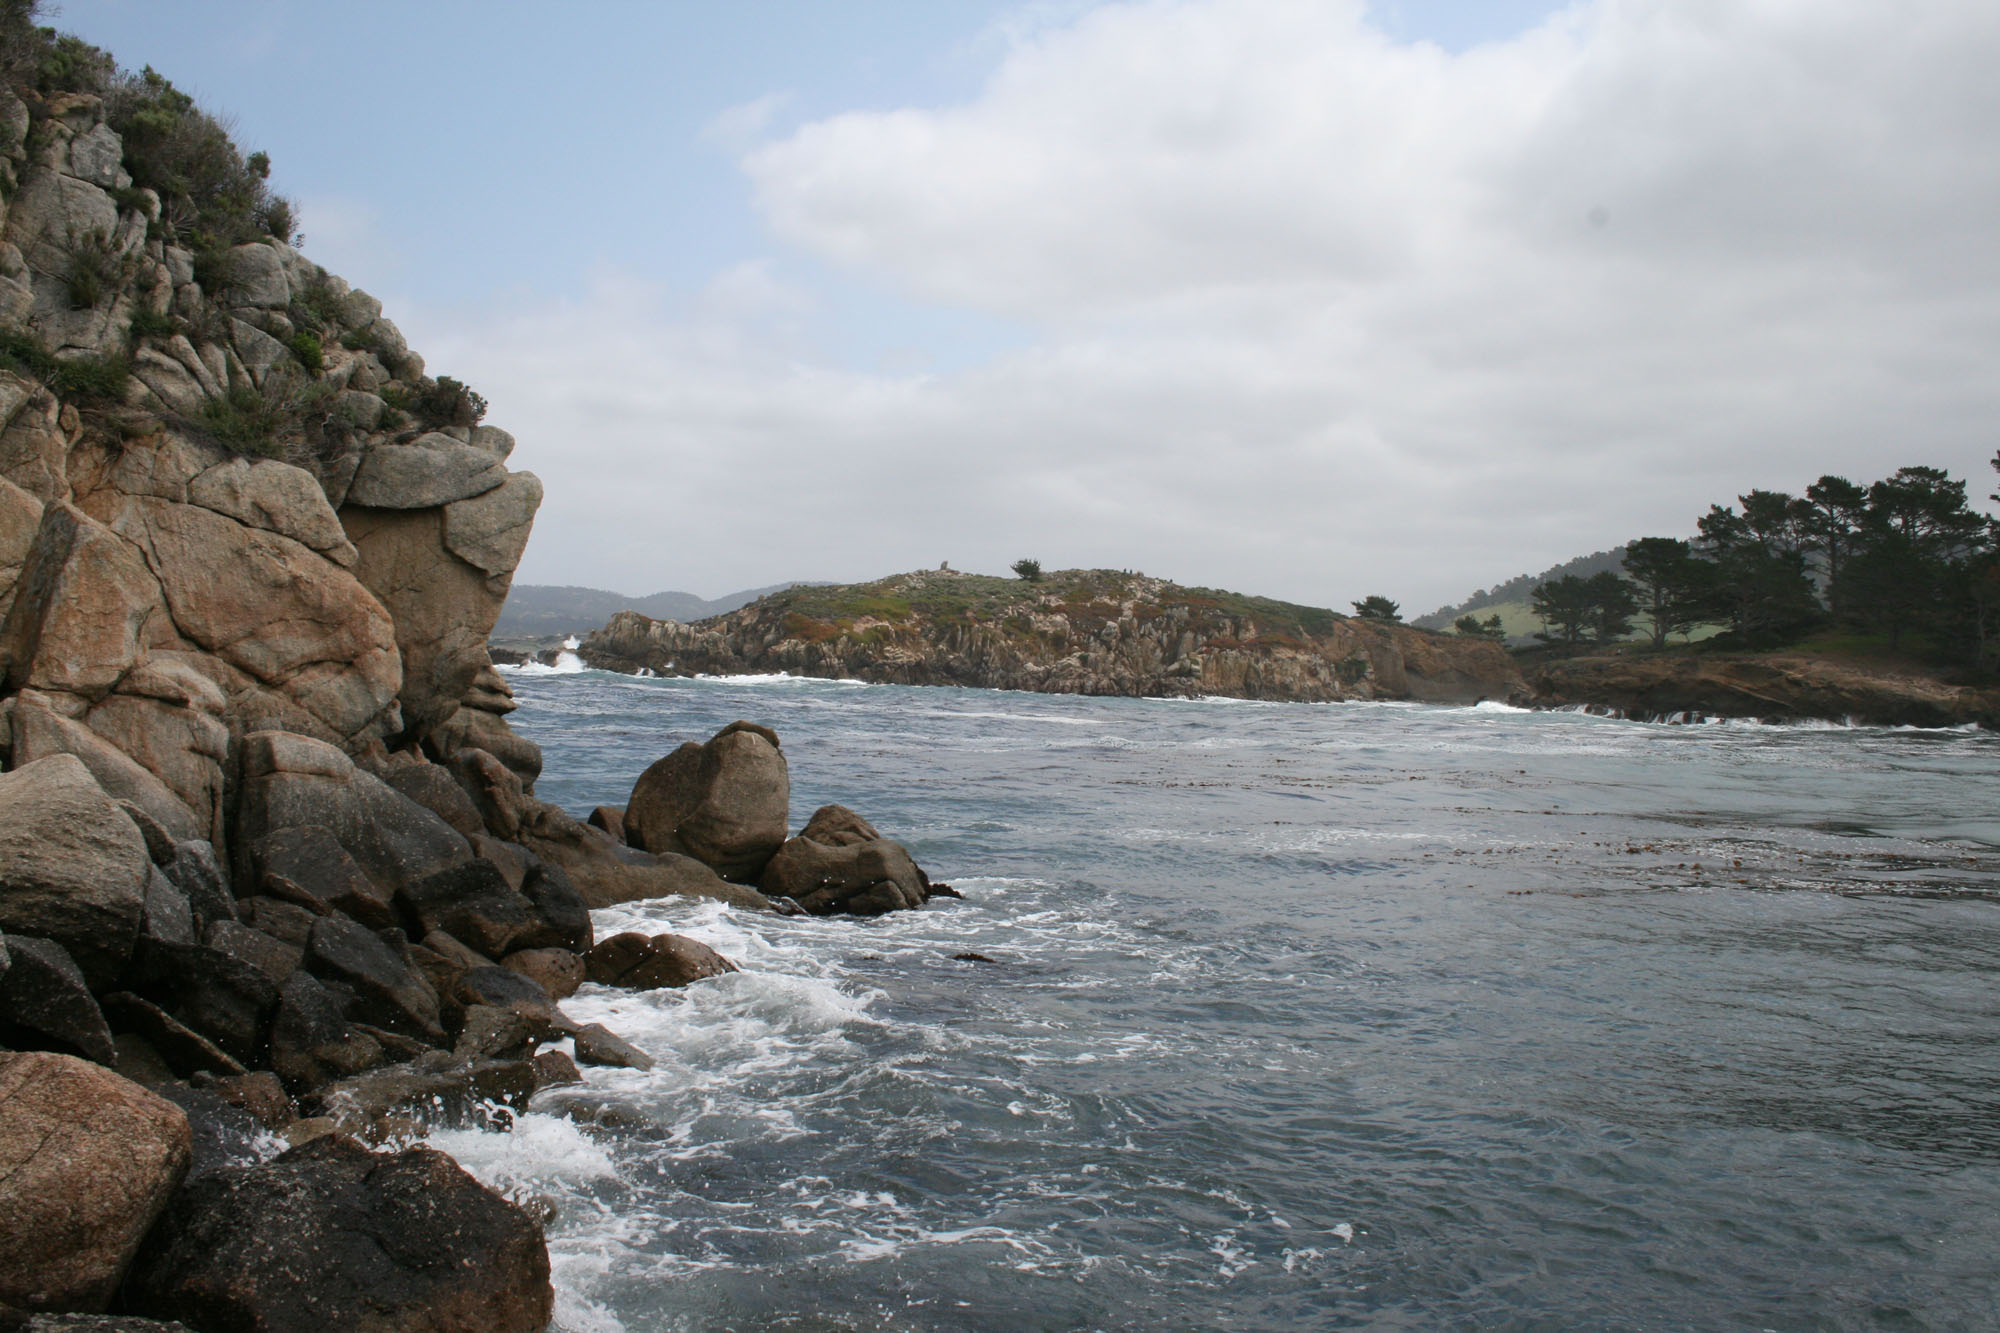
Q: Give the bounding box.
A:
[0,1052,192,1314]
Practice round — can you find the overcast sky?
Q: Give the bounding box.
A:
[51,0,2000,613]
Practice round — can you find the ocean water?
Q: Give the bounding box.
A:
[445,666,2000,1332]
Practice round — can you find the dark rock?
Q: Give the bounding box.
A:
[133,942,279,1067]
[531,1048,582,1089]
[235,731,470,899]
[22,1315,196,1330]
[148,1084,274,1181]
[0,937,115,1065]
[124,1134,553,1333]
[930,883,964,898]
[382,760,486,838]
[267,972,386,1094]
[238,896,317,946]
[398,858,550,959]
[303,916,444,1044]
[953,952,996,963]
[190,1070,294,1131]
[572,1022,654,1071]
[138,865,195,948]
[116,801,177,867]
[203,919,303,987]
[523,800,784,911]
[0,755,150,990]
[448,746,528,841]
[501,947,583,1000]
[110,1033,178,1086]
[584,931,737,990]
[468,833,530,891]
[453,1003,562,1062]
[623,721,790,881]
[165,840,235,929]
[0,1052,191,1315]
[249,824,395,930]
[307,1055,541,1132]
[100,993,246,1079]
[585,805,626,840]
[454,964,560,1016]
[759,804,933,915]
[520,853,592,952]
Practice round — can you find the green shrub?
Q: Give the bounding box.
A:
[0,329,130,404]
[286,331,322,374]
[412,375,486,428]
[288,270,341,334]
[103,65,295,251]
[198,382,288,457]
[1012,558,1044,582]
[63,229,121,309]
[127,306,176,340]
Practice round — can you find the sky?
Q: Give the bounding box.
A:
[47,0,2000,614]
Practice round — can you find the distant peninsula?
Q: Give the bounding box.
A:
[580,567,1523,704]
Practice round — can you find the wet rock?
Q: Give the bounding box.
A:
[0,755,150,989]
[383,759,486,839]
[164,840,234,931]
[18,1315,196,1330]
[190,1070,294,1131]
[235,731,468,899]
[624,721,789,881]
[759,804,933,916]
[307,1053,541,1132]
[248,824,396,930]
[124,1134,552,1333]
[0,1052,191,1314]
[132,941,279,1068]
[99,993,246,1079]
[571,1022,654,1071]
[202,919,302,987]
[525,800,781,912]
[0,936,115,1065]
[302,916,444,1045]
[519,853,592,952]
[584,931,737,990]
[148,1083,275,1181]
[501,947,583,1000]
[531,1049,582,1089]
[399,858,549,959]
[266,972,385,1094]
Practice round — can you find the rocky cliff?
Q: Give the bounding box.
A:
[583,568,1525,705]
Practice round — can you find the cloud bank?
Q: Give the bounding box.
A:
[435,0,2000,612]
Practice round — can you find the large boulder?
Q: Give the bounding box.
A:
[758,804,933,916]
[234,731,469,896]
[0,1052,192,1314]
[0,755,150,989]
[521,799,782,912]
[246,824,396,929]
[0,502,167,703]
[123,1134,552,1333]
[584,932,736,990]
[623,721,789,881]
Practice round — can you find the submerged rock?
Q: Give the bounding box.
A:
[584,931,737,990]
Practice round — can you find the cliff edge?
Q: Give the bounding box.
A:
[582,567,1525,705]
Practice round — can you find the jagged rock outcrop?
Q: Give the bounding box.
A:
[582,568,1525,704]
[1525,652,2000,727]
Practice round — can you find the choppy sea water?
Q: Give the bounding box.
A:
[440,666,2000,1332]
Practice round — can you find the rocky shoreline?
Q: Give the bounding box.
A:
[1524,651,2000,729]
[582,567,1524,705]
[0,77,947,1330]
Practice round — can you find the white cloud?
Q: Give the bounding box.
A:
[427,0,2000,612]
[699,92,794,155]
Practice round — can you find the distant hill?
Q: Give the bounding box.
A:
[492,582,811,640]
[1412,548,1629,631]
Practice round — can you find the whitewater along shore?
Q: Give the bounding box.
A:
[581,568,1525,705]
[0,73,947,1327]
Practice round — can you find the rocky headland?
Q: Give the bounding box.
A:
[1525,650,2000,728]
[0,43,940,1331]
[582,567,1525,705]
